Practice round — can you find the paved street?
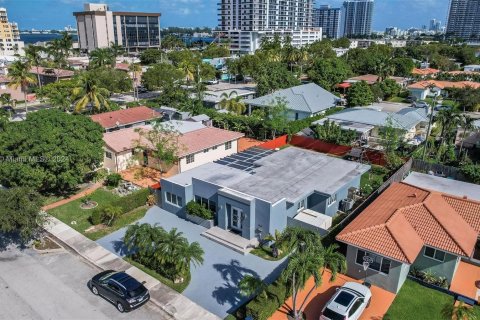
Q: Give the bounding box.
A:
[0,244,170,320]
[96,207,287,318]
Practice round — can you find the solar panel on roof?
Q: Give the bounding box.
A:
[214,147,276,173]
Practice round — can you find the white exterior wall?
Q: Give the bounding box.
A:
[102,147,136,173]
[179,139,239,172]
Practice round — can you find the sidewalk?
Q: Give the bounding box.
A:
[42,182,103,211]
[44,215,220,320]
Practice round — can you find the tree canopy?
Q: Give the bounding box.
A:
[0,110,104,194]
[347,81,375,107]
[140,48,164,65]
[307,58,352,90]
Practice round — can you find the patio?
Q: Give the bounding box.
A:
[270,269,396,320]
[119,166,176,188]
[95,206,286,318]
[450,260,480,302]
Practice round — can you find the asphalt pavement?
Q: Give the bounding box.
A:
[0,243,171,320]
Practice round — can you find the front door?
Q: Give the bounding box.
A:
[231,207,242,230]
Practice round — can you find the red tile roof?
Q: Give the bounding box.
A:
[412,68,441,76]
[336,182,480,264]
[103,125,244,156]
[115,63,130,71]
[30,66,75,78]
[407,80,480,90]
[91,106,160,129]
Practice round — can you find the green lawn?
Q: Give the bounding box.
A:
[124,257,191,293]
[388,96,407,103]
[47,188,148,241]
[250,245,288,261]
[384,280,452,320]
[360,170,386,192]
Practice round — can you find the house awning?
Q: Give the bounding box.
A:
[336,82,351,89]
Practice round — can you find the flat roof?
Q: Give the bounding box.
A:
[404,172,480,201]
[230,147,370,203]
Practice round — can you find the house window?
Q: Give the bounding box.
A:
[194,195,216,213]
[297,199,305,211]
[225,141,232,150]
[424,246,446,262]
[356,249,391,275]
[204,148,209,153]
[327,194,337,207]
[105,151,112,159]
[212,145,218,150]
[166,192,182,207]
[186,154,195,164]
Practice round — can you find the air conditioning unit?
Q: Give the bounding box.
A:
[348,187,360,201]
[340,199,355,212]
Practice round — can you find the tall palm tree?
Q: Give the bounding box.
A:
[238,274,268,299]
[436,108,460,146]
[47,39,66,68]
[459,115,476,158]
[7,60,37,114]
[219,91,246,115]
[72,72,110,113]
[441,301,477,320]
[89,48,115,68]
[177,241,204,276]
[129,63,142,101]
[24,45,44,89]
[59,31,73,58]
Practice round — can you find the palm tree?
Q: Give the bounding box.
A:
[238,274,268,299]
[24,45,44,89]
[49,91,71,111]
[7,60,37,114]
[89,48,115,68]
[177,241,204,276]
[441,301,477,320]
[459,115,476,158]
[178,60,195,82]
[109,42,124,59]
[129,63,142,101]
[59,31,73,58]
[219,91,246,115]
[72,72,110,113]
[436,108,460,146]
[47,39,66,68]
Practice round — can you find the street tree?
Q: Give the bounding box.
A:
[72,72,110,113]
[307,57,352,90]
[141,63,184,91]
[0,109,104,194]
[346,81,374,107]
[89,48,115,68]
[0,187,44,241]
[7,60,37,114]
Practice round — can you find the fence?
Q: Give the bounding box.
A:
[258,135,288,150]
[322,158,414,246]
[411,159,466,181]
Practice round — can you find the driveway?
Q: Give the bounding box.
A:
[96,206,287,318]
[0,244,170,320]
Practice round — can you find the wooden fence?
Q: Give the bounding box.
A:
[411,159,466,181]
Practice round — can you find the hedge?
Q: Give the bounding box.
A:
[245,279,288,320]
[90,188,150,225]
[186,201,214,220]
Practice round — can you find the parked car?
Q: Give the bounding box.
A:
[206,79,219,85]
[320,282,372,320]
[1,105,15,114]
[88,270,150,312]
[136,86,148,93]
[405,96,417,103]
[413,101,428,108]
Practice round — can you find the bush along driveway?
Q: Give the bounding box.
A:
[95,206,287,318]
[47,188,150,241]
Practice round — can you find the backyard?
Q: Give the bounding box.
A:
[384,279,480,320]
[47,188,149,241]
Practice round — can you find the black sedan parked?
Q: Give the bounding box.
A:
[88,270,150,312]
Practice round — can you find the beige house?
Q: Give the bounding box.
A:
[102,124,244,173]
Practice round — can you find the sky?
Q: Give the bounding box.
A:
[1,0,450,31]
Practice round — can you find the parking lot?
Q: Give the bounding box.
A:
[0,243,170,320]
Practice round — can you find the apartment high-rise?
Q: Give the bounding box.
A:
[446,0,480,39]
[429,19,441,32]
[74,3,161,52]
[217,0,322,54]
[0,8,25,56]
[341,0,374,37]
[313,5,341,39]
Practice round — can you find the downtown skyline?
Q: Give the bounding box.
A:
[4,0,450,31]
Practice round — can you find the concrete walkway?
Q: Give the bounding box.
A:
[42,182,103,211]
[44,215,220,320]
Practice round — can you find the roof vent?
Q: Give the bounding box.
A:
[463,195,468,199]
[410,193,418,198]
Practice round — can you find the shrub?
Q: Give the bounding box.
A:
[246,280,288,320]
[101,205,123,226]
[409,267,449,289]
[370,165,389,176]
[105,173,122,187]
[186,201,214,220]
[460,164,480,184]
[112,188,150,213]
[89,208,103,225]
[147,194,156,206]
